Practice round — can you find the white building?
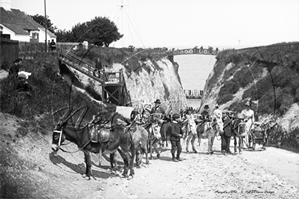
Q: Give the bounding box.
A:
[0,0,56,42]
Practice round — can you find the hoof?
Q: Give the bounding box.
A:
[157,153,160,159]
[82,174,91,180]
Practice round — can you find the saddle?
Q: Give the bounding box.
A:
[90,125,110,143]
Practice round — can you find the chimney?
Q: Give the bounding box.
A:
[0,0,11,11]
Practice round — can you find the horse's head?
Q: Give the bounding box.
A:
[51,106,86,152]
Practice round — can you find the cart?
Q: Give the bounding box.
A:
[249,122,267,150]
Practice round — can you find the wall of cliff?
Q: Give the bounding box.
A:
[201,42,299,150]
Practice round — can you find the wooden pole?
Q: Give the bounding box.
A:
[44,0,47,52]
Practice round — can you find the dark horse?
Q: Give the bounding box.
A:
[51,106,135,179]
[230,117,245,154]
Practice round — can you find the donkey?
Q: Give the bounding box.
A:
[196,117,223,154]
[231,117,245,154]
[137,108,162,160]
[51,106,135,179]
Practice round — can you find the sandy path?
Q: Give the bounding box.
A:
[100,139,299,199]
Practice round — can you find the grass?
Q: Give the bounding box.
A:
[0,53,102,133]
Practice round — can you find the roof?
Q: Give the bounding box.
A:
[0,7,43,35]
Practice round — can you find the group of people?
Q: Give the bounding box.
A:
[147,99,256,161]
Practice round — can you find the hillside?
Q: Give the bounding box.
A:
[201,42,299,150]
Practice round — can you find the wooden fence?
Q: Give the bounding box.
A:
[0,38,19,69]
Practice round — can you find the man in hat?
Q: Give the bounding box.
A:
[151,99,165,114]
[150,99,166,127]
[241,100,255,148]
[167,113,183,162]
[200,104,210,120]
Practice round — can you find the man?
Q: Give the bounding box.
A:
[49,39,56,52]
[221,111,233,154]
[212,104,224,136]
[167,113,183,162]
[150,99,165,119]
[241,100,255,148]
[9,58,22,77]
[151,99,168,145]
[200,104,210,120]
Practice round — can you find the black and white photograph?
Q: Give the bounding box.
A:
[0,0,299,198]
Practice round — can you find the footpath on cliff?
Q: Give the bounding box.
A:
[0,112,298,199]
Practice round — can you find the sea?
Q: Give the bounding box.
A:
[174,54,216,109]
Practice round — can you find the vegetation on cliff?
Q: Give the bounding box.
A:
[202,42,299,151]
[206,42,298,114]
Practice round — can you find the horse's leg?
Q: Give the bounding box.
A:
[135,148,141,168]
[233,136,237,153]
[98,148,102,166]
[191,134,197,153]
[83,150,92,180]
[142,144,149,165]
[207,136,212,154]
[239,136,243,154]
[153,139,160,158]
[186,133,191,152]
[211,136,215,153]
[109,153,116,173]
[117,149,129,177]
[149,139,153,160]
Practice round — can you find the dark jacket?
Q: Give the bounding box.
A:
[167,121,183,141]
[222,116,232,137]
[201,110,210,120]
[9,64,20,77]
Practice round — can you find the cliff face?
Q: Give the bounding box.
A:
[201,42,299,149]
[111,59,186,112]
[68,56,187,113]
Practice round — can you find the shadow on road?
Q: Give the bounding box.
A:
[49,153,111,179]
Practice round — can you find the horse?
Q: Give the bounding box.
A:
[95,106,151,167]
[196,117,223,154]
[146,122,162,159]
[129,124,149,167]
[138,108,162,160]
[230,117,246,154]
[51,106,135,179]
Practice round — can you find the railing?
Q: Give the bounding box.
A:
[168,48,218,56]
[57,46,124,85]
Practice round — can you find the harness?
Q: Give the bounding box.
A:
[53,130,91,153]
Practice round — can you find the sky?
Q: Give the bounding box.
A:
[10,0,299,49]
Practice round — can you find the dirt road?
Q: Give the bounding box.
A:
[0,112,298,199]
[100,139,298,199]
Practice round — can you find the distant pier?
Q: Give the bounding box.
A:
[184,89,203,99]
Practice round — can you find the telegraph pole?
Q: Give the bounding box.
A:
[44,0,47,52]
